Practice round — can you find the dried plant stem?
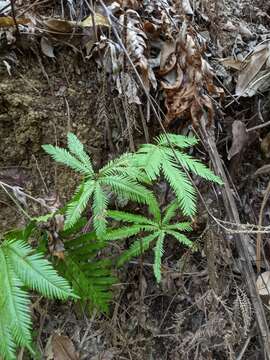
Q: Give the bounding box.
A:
[256,180,270,272]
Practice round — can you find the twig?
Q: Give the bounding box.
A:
[246,120,270,132]
[10,0,20,36]
[256,179,270,272]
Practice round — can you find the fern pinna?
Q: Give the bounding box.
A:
[105,201,193,282]
[132,133,222,217]
[0,237,75,360]
[43,133,157,238]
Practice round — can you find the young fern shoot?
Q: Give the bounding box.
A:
[43,133,157,238]
[105,200,193,282]
[132,133,222,217]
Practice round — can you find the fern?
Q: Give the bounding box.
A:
[43,133,157,238]
[0,238,75,360]
[106,200,193,282]
[57,227,116,313]
[132,133,222,217]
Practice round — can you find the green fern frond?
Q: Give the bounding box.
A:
[93,183,108,238]
[101,174,154,208]
[162,201,179,224]
[42,144,91,176]
[3,240,75,300]
[67,133,93,173]
[166,223,192,231]
[102,225,144,240]
[133,144,162,181]
[117,233,159,266]
[0,249,31,350]
[156,133,198,148]
[162,159,196,216]
[0,321,15,360]
[169,149,222,184]
[65,180,95,230]
[166,230,193,247]
[107,210,157,226]
[153,232,165,283]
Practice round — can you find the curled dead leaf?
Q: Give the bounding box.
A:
[236,42,270,96]
[41,37,55,58]
[228,121,248,160]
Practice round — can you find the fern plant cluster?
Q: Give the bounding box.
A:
[0,132,221,359]
[43,132,221,282]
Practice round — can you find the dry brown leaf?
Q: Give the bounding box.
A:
[46,334,79,360]
[236,42,270,96]
[159,40,176,75]
[0,16,30,27]
[41,37,55,58]
[45,19,74,33]
[219,57,246,70]
[227,120,248,160]
[81,13,109,27]
[257,271,270,296]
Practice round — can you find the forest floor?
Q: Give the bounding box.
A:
[1,0,270,359]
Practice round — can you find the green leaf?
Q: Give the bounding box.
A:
[107,210,156,226]
[153,232,165,283]
[103,225,153,241]
[42,144,91,176]
[162,158,196,217]
[165,223,192,232]
[162,201,179,225]
[166,230,193,247]
[93,183,108,238]
[4,240,76,300]
[133,144,162,181]
[117,232,159,266]
[65,180,95,229]
[101,175,155,208]
[169,149,222,184]
[67,133,93,174]
[156,133,198,148]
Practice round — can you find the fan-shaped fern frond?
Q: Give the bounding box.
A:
[107,201,193,282]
